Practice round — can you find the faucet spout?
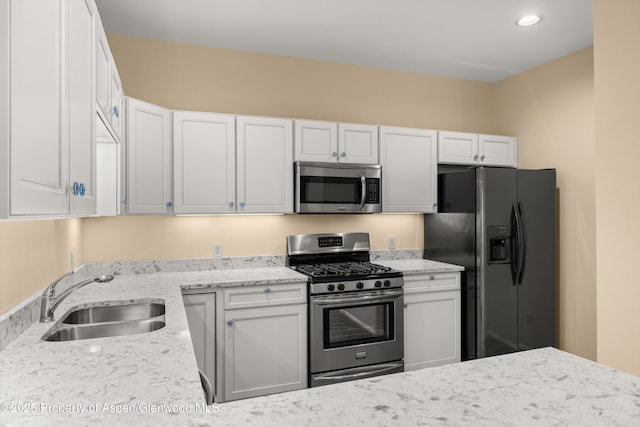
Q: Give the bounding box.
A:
[40,274,115,323]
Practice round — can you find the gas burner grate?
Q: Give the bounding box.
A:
[295,262,393,279]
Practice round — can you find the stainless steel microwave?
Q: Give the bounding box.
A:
[294,162,382,213]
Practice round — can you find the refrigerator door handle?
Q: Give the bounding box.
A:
[514,202,525,285]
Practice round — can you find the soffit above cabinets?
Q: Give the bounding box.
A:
[95,0,593,83]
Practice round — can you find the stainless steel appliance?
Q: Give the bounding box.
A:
[286,232,404,387]
[294,162,382,213]
[424,167,557,360]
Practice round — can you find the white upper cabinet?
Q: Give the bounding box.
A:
[338,123,378,164]
[68,0,98,215]
[96,16,123,142]
[438,131,517,167]
[1,0,97,217]
[236,116,293,214]
[478,134,518,167]
[126,97,172,214]
[294,120,378,164]
[380,126,438,213]
[294,120,338,163]
[173,111,235,214]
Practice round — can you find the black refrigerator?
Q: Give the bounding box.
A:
[424,167,557,360]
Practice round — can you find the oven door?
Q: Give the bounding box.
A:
[295,162,381,213]
[310,289,404,374]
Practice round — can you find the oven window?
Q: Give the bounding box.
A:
[323,302,394,348]
[300,176,361,204]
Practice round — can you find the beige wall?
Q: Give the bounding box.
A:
[495,48,596,360]
[0,218,82,314]
[593,0,640,375]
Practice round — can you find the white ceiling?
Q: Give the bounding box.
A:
[95,0,593,83]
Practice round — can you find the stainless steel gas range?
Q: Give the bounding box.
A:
[286,232,405,387]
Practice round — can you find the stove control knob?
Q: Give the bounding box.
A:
[375,280,382,288]
[356,282,364,289]
[327,284,335,292]
[384,280,391,287]
[337,284,346,291]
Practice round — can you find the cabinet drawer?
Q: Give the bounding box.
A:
[404,272,460,294]
[224,283,307,310]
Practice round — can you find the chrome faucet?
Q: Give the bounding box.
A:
[40,272,115,322]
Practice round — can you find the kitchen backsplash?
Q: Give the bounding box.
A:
[0,249,421,351]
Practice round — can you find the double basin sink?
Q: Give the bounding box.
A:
[42,299,166,342]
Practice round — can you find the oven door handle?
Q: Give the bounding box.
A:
[313,289,403,305]
[313,362,404,382]
[359,172,366,211]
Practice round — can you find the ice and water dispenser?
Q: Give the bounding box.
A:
[488,225,514,264]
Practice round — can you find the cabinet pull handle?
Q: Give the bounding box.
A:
[340,152,346,157]
[229,201,234,208]
[480,155,485,161]
[79,183,86,197]
[166,201,172,208]
[113,106,119,118]
[403,303,408,309]
[239,202,245,208]
[473,154,479,161]
[227,320,234,326]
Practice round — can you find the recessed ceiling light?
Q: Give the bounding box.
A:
[516,15,542,27]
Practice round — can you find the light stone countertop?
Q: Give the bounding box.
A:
[3,261,638,426]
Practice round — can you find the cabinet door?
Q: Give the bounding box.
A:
[183,293,216,401]
[478,134,517,167]
[236,116,293,213]
[109,64,124,141]
[173,111,235,214]
[338,123,378,164]
[404,290,461,371]
[68,0,97,215]
[380,126,437,213]
[9,0,69,215]
[294,119,338,162]
[127,98,172,214]
[437,131,479,165]
[96,17,110,122]
[224,304,307,401]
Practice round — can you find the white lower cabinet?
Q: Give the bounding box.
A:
[223,284,307,402]
[404,273,461,371]
[182,292,217,402]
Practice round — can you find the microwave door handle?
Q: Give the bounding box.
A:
[359,172,366,211]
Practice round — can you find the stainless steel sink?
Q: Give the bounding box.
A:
[42,299,166,342]
[61,300,165,324]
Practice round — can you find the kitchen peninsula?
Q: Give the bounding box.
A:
[1,259,638,426]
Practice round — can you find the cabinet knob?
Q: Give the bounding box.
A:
[227,320,234,326]
[340,152,346,157]
[79,183,86,197]
[166,201,172,208]
[473,154,479,161]
[72,182,79,196]
[264,288,271,294]
[239,202,245,208]
[432,202,437,208]
[429,275,435,280]
[229,201,235,208]
[403,303,408,309]
[480,155,485,161]
[113,106,119,118]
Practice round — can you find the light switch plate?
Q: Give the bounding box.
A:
[213,243,223,257]
[388,236,396,250]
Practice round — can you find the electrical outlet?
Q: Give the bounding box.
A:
[388,236,396,250]
[213,243,223,258]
